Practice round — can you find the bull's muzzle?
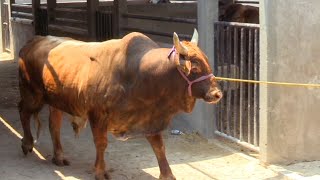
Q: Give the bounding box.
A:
[204,89,223,104]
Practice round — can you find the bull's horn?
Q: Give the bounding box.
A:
[173,32,188,55]
[191,28,198,45]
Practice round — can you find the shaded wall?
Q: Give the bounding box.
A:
[11,20,34,61]
[260,0,320,164]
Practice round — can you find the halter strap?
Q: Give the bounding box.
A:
[168,47,214,96]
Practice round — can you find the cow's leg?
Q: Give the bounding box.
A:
[19,103,34,155]
[89,117,109,180]
[19,98,42,155]
[146,133,176,180]
[49,106,70,166]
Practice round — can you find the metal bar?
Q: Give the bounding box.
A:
[239,28,245,141]
[215,23,221,132]
[103,11,106,40]
[55,7,86,13]
[253,28,259,146]
[55,17,86,25]
[215,21,260,28]
[215,131,260,152]
[96,11,100,41]
[233,27,239,139]
[47,0,56,22]
[121,26,192,39]
[108,13,113,39]
[48,24,88,36]
[123,13,197,25]
[10,17,33,25]
[87,0,98,40]
[213,23,220,132]
[11,4,32,12]
[11,11,33,18]
[225,26,232,136]
[219,24,226,134]
[247,28,253,144]
[32,0,40,35]
[235,1,259,4]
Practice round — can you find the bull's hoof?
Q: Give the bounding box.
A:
[21,145,33,155]
[21,139,34,155]
[159,174,176,180]
[95,172,110,180]
[52,157,70,166]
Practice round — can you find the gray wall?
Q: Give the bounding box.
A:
[11,20,34,61]
[260,0,320,164]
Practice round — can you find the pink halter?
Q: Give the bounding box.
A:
[168,47,214,96]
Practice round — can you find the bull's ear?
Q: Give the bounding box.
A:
[190,29,199,46]
[173,32,188,55]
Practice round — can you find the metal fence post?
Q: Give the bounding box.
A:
[87,0,99,41]
[32,0,40,35]
[113,0,127,38]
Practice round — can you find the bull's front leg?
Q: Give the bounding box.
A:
[49,106,70,166]
[146,133,176,180]
[89,116,109,180]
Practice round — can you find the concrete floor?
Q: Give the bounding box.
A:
[0,107,280,180]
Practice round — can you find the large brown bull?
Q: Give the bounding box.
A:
[18,30,222,180]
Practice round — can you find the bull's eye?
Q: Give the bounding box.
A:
[191,61,201,73]
[179,54,186,60]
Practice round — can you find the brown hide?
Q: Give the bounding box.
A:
[18,32,221,179]
[220,3,259,24]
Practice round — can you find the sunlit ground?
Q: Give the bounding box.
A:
[0,112,283,180]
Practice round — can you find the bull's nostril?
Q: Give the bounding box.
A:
[215,92,222,99]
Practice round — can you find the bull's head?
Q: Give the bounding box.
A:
[172,29,222,104]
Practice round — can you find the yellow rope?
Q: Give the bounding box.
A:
[215,77,320,88]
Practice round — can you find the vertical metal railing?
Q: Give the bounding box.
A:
[96,10,113,41]
[214,21,260,151]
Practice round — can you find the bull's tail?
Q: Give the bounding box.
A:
[33,112,41,143]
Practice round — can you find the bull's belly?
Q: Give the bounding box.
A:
[44,90,89,117]
[107,107,176,140]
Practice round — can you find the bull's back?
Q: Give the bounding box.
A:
[18,36,92,115]
[19,36,69,85]
[19,35,124,115]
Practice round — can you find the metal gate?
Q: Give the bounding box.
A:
[214,21,260,151]
[96,10,113,42]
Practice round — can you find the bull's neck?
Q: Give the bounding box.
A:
[138,48,196,112]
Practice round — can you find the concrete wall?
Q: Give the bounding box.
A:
[11,20,34,61]
[260,0,320,164]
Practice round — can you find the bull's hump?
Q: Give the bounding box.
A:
[123,32,157,46]
[124,32,149,39]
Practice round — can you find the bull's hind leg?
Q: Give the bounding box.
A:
[19,103,34,155]
[146,133,176,180]
[49,106,70,166]
[19,96,43,155]
[19,58,44,155]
